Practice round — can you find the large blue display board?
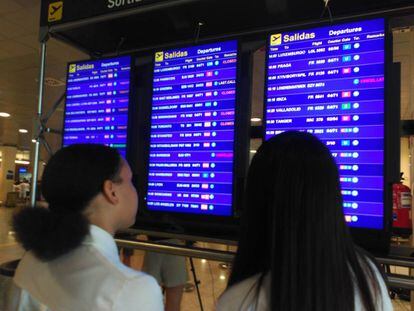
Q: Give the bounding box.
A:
[63,56,131,156]
[265,18,385,229]
[147,40,238,216]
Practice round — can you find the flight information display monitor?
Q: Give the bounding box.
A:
[63,56,131,156]
[147,40,238,216]
[265,18,386,229]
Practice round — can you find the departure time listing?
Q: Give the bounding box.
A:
[147,41,238,216]
[63,56,131,156]
[265,19,385,229]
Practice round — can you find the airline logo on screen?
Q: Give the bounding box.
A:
[155,51,164,62]
[270,34,282,46]
[48,1,63,22]
[69,64,76,73]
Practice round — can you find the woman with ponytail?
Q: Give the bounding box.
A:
[217,131,392,311]
[13,144,163,311]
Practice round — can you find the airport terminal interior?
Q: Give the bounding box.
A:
[1,0,414,310]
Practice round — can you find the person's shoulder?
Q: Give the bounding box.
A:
[14,252,38,285]
[126,271,160,289]
[217,274,263,311]
[114,272,163,311]
[354,254,393,311]
[76,245,164,310]
[360,254,387,285]
[116,262,157,281]
[369,261,393,310]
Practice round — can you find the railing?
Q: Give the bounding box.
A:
[116,230,414,291]
[115,238,235,262]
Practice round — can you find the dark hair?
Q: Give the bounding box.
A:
[228,131,383,311]
[13,144,122,261]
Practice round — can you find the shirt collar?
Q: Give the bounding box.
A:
[83,225,120,263]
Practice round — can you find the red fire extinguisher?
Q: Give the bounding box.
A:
[392,172,412,234]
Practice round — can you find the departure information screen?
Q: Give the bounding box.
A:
[265,19,385,229]
[63,56,131,156]
[147,40,238,216]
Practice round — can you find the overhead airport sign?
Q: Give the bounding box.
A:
[40,0,170,27]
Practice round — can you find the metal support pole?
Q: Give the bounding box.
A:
[42,92,65,124]
[40,137,53,157]
[189,257,204,311]
[30,42,47,207]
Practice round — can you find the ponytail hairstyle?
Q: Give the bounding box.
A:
[13,144,122,261]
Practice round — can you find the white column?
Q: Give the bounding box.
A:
[0,146,17,204]
[400,137,411,187]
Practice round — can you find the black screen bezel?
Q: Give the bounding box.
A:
[261,16,396,255]
[132,38,252,240]
[62,55,134,162]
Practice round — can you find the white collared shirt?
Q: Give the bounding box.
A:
[217,260,393,311]
[13,225,164,311]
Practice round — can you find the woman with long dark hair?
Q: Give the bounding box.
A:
[217,131,392,311]
[12,144,163,311]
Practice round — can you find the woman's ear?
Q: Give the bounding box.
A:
[102,180,119,205]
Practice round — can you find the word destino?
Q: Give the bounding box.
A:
[107,0,142,9]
